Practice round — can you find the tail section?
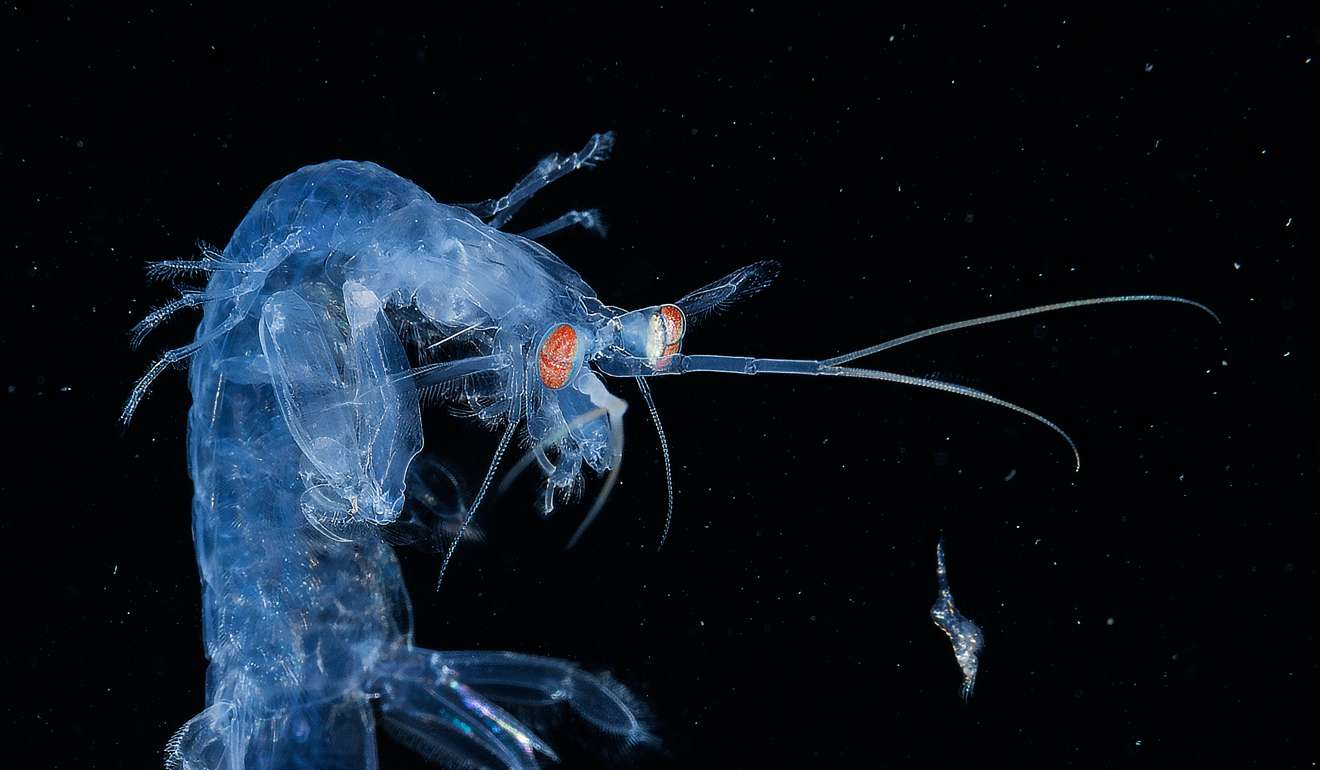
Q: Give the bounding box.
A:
[164,703,236,770]
[374,649,552,770]
[164,698,380,770]
[372,646,655,769]
[164,647,653,770]
[438,650,655,747]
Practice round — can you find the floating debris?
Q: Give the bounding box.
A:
[931,537,984,701]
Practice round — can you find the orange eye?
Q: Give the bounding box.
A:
[659,304,685,357]
[537,323,581,389]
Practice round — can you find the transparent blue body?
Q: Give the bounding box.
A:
[159,154,653,770]
[130,133,1215,769]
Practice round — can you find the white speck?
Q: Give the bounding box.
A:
[1144,63,1153,73]
[1004,468,1017,482]
[1283,351,1291,358]
[1106,617,1115,626]
[1232,261,1241,270]
[113,564,118,575]
[1285,217,1293,227]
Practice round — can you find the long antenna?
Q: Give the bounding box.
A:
[436,418,518,589]
[826,294,1219,366]
[634,377,674,549]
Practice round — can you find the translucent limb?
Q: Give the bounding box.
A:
[460,131,615,229]
[517,208,607,240]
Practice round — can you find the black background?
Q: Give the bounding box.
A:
[3,4,1316,768]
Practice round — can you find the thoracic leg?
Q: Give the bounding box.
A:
[517,208,607,240]
[460,131,615,229]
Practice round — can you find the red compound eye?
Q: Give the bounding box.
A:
[659,304,685,353]
[537,323,580,389]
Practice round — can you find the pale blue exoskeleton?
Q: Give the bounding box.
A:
[124,130,1217,770]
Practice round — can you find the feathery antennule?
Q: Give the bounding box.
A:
[634,377,674,550]
[674,260,782,325]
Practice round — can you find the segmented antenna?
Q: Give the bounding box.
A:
[436,417,519,589]
[634,377,674,550]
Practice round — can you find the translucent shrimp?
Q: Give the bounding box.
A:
[931,538,984,701]
[126,131,1215,769]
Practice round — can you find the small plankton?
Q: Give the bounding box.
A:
[931,537,984,701]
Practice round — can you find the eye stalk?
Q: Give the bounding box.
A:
[537,323,585,389]
[605,304,687,372]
